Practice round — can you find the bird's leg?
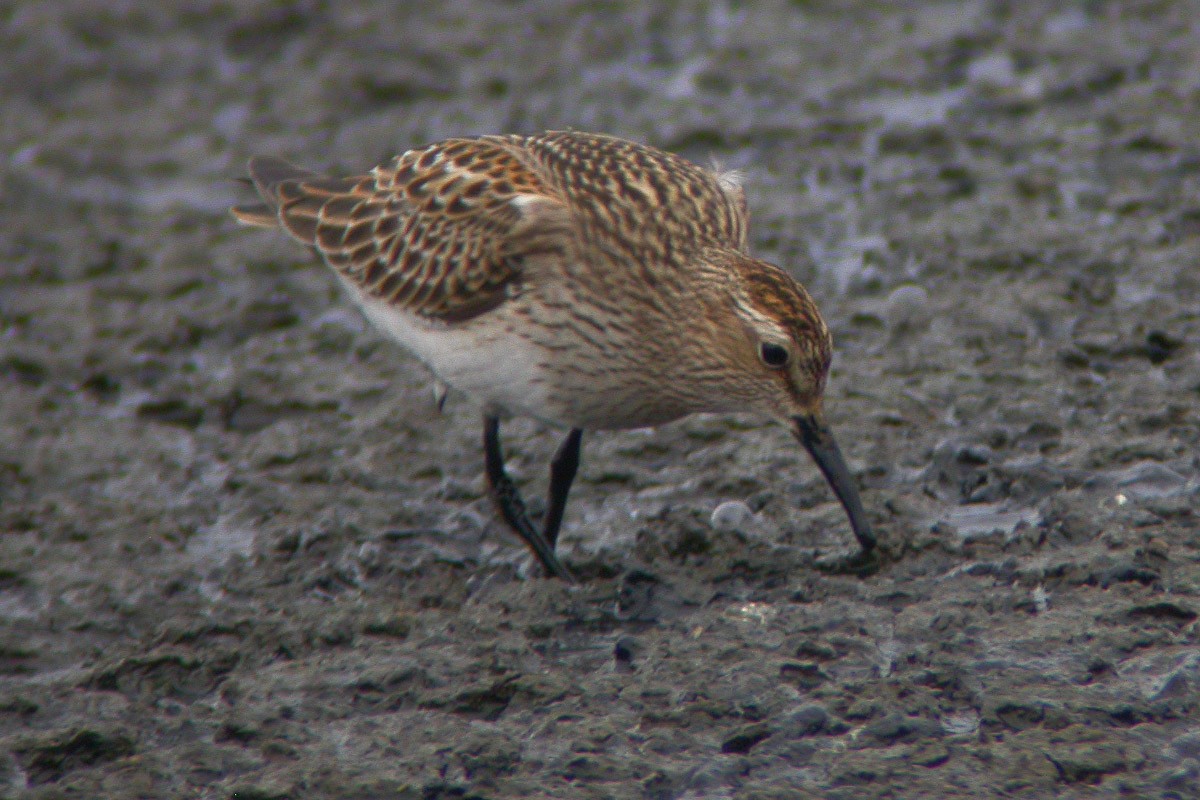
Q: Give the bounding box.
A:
[543,428,583,548]
[482,415,576,582]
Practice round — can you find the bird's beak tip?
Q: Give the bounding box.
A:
[791,414,876,554]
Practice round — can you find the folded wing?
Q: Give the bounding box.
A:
[232,137,573,323]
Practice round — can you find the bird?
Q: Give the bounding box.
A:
[231,130,875,581]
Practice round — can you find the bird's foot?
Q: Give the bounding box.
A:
[814,547,881,577]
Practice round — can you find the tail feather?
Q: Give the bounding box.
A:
[230,156,323,227]
[247,156,320,198]
[230,203,280,227]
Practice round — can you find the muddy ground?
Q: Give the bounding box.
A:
[2,1,1198,798]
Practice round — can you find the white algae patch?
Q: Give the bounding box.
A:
[936,503,1042,541]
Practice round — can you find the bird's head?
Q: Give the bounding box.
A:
[704,251,875,554]
[723,254,833,421]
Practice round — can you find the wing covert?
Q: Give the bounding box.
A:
[240,138,573,322]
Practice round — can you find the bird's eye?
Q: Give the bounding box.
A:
[759,342,790,368]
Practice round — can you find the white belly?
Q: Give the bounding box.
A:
[348,286,555,423]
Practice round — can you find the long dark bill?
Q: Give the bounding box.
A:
[793,414,875,553]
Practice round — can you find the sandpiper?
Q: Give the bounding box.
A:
[232,131,875,581]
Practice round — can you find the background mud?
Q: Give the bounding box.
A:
[2,1,1198,798]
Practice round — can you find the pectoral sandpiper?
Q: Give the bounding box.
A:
[232,131,875,581]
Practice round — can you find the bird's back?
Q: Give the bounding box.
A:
[513,132,749,264]
[232,132,749,322]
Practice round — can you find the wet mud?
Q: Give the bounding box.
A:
[2,1,1198,798]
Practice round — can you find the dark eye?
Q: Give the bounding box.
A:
[759,342,790,368]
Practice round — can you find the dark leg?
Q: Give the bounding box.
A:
[543,429,583,548]
[482,415,575,582]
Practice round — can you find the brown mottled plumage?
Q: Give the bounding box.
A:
[233,131,874,580]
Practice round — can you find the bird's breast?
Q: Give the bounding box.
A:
[338,271,702,431]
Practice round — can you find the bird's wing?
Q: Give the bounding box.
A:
[231,137,573,323]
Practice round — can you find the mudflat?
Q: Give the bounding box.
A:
[2,2,1197,797]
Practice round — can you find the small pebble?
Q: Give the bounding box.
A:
[884,284,930,327]
[966,53,1017,88]
[710,500,754,532]
[782,704,829,737]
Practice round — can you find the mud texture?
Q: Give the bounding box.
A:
[2,2,1199,798]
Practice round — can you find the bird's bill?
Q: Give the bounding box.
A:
[793,414,876,553]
